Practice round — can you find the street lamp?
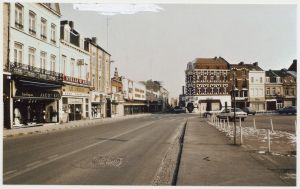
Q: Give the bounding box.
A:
[232,70,238,145]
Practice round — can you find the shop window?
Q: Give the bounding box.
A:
[15,3,23,30]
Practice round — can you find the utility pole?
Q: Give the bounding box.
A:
[233,70,237,145]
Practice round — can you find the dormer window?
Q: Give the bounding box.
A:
[276,77,281,83]
[266,77,270,83]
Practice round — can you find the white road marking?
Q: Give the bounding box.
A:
[4,121,155,182]
[3,170,17,176]
[26,160,41,168]
[47,154,59,159]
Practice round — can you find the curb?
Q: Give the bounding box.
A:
[3,114,152,138]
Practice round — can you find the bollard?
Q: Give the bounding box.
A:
[270,119,274,132]
[267,129,271,153]
[253,118,256,129]
[239,118,242,145]
[295,119,297,136]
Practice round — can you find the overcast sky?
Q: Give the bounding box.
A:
[60,3,297,98]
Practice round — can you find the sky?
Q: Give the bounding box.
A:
[60,3,297,98]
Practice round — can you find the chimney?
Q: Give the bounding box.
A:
[293,59,297,64]
[182,86,185,95]
[253,62,258,66]
[69,21,74,29]
[92,37,97,44]
[238,61,244,65]
[214,56,217,60]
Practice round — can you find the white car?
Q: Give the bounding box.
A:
[217,108,247,121]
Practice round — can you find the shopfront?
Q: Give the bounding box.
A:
[61,85,90,123]
[90,91,106,119]
[12,79,61,127]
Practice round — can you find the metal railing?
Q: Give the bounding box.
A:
[9,62,63,82]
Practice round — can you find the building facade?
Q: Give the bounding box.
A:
[59,20,91,123]
[265,70,283,110]
[229,62,265,111]
[185,57,231,113]
[84,37,111,119]
[111,68,124,117]
[6,3,62,128]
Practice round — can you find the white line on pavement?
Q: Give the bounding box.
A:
[26,160,42,168]
[4,121,155,182]
[47,154,59,159]
[3,170,18,176]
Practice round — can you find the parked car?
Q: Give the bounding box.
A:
[278,106,297,115]
[172,106,186,114]
[217,108,247,121]
[242,107,256,115]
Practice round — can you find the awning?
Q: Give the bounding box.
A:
[16,79,62,89]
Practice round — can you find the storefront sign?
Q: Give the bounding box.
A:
[15,90,61,99]
[63,85,90,93]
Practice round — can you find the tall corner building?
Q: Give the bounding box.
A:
[185,57,231,113]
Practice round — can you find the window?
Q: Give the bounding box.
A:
[266,77,270,83]
[71,58,75,76]
[291,89,294,96]
[40,51,46,70]
[266,88,270,95]
[92,74,95,87]
[50,55,56,72]
[28,47,35,67]
[62,55,67,75]
[78,64,82,79]
[272,88,276,95]
[276,77,281,83]
[260,77,263,83]
[285,88,289,95]
[41,18,47,40]
[251,77,254,83]
[51,24,56,43]
[15,4,23,30]
[28,11,36,35]
[14,42,23,64]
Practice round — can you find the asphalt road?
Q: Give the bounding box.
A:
[3,113,193,185]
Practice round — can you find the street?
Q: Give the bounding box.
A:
[3,114,192,185]
[3,113,296,185]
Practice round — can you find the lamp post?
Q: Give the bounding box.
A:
[232,70,237,145]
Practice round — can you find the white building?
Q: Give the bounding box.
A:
[122,77,147,115]
[59,20,91,123]
[249,70,266,111]
[7,3,62,128]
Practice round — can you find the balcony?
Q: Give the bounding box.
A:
[51,39,56,44]
[15,22,23,30]
[10,62,63,82]
[40,34,47,40]
[63,75,91,86]
[29,28,36,36]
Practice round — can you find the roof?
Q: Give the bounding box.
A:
[192,56,230,69]
[85,38,111,56]
[230,62,263,71]
[42,3,61,16]
[288,59,297,72]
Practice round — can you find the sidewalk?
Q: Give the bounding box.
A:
[3,113,151,138]
[176,117,295,186]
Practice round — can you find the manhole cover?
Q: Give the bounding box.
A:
[74,155,124,169]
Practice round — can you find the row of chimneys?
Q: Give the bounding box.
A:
[61,20,98,44]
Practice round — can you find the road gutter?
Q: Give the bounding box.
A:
[152,118,188,185]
